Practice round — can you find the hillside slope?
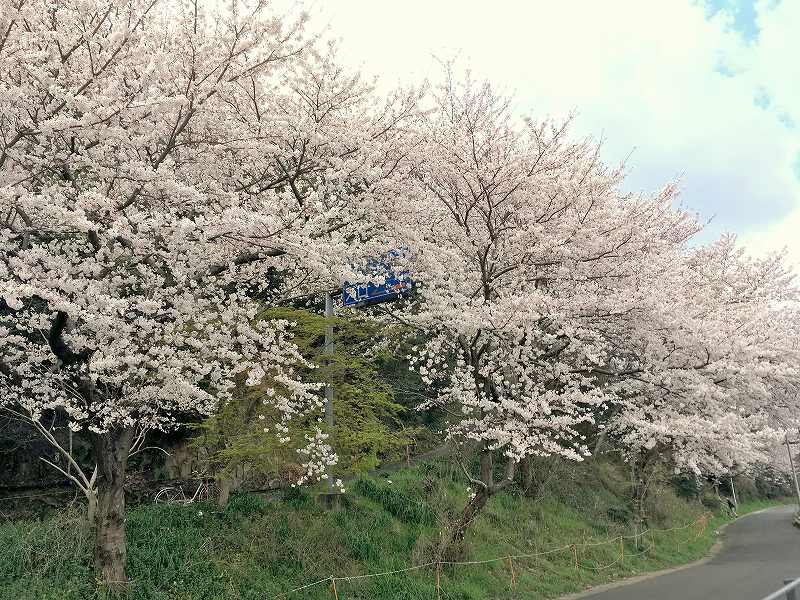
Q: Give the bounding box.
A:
[0,458,784,600]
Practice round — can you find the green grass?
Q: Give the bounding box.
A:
[0,459,789,600]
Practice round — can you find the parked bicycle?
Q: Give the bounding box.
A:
[154,479,217,505]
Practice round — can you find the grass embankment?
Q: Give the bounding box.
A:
[0,459,787,600]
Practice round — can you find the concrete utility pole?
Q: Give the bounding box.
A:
[324,291,335,493]
[785,434,800,511]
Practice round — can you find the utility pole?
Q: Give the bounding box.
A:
[324,291,335,493]
[785,434,800,511]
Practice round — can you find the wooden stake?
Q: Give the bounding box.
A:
[331,578,339,600]
[507,556,516,590]
[620,538,624,562]
[436,562,442,600]
[571,544,578,570]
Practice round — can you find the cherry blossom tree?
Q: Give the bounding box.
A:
[387,73,700,554]
[0,0,417,584]
[600,237,800,520]
[3,0,797,583]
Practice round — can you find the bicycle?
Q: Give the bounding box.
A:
[154,479,217,504]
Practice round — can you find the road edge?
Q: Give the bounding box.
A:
[556,506,779,600]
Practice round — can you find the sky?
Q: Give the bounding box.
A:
[310,0,800,267]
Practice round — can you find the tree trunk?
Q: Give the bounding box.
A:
[441,450,516,559]
[630,456,644,547]
[593,428,608,457]
[443,487,490,558]
[630,450,658,547]
[86,488,98,524]
[519,456,534,495]
[217,476,232,508]
[92,428,134,589]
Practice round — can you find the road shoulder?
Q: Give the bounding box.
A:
[557,508,775,600]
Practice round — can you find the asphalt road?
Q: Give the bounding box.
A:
[577,505,800,600]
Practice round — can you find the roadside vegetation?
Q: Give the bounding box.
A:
[0,457,787,600]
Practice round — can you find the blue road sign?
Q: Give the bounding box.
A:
[342,253,414,307]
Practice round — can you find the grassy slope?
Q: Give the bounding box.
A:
[0,459,786,600]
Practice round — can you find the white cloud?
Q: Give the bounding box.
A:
[740,203,800,267]
[312,0,800,265]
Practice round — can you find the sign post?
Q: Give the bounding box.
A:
[785,434,800,511]
[324,291,335,494]
[318,251,414,506]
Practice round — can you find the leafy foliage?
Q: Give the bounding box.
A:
[194,307,424,489]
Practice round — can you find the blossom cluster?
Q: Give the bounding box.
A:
[387,75,800,480]
[1,0,798,493]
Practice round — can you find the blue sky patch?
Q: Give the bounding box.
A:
[778,113,796,130]
[703,0,763,43]
[753,87,771,109]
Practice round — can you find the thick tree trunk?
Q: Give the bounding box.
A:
[92,428,134,589]
[519,456,534,495]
